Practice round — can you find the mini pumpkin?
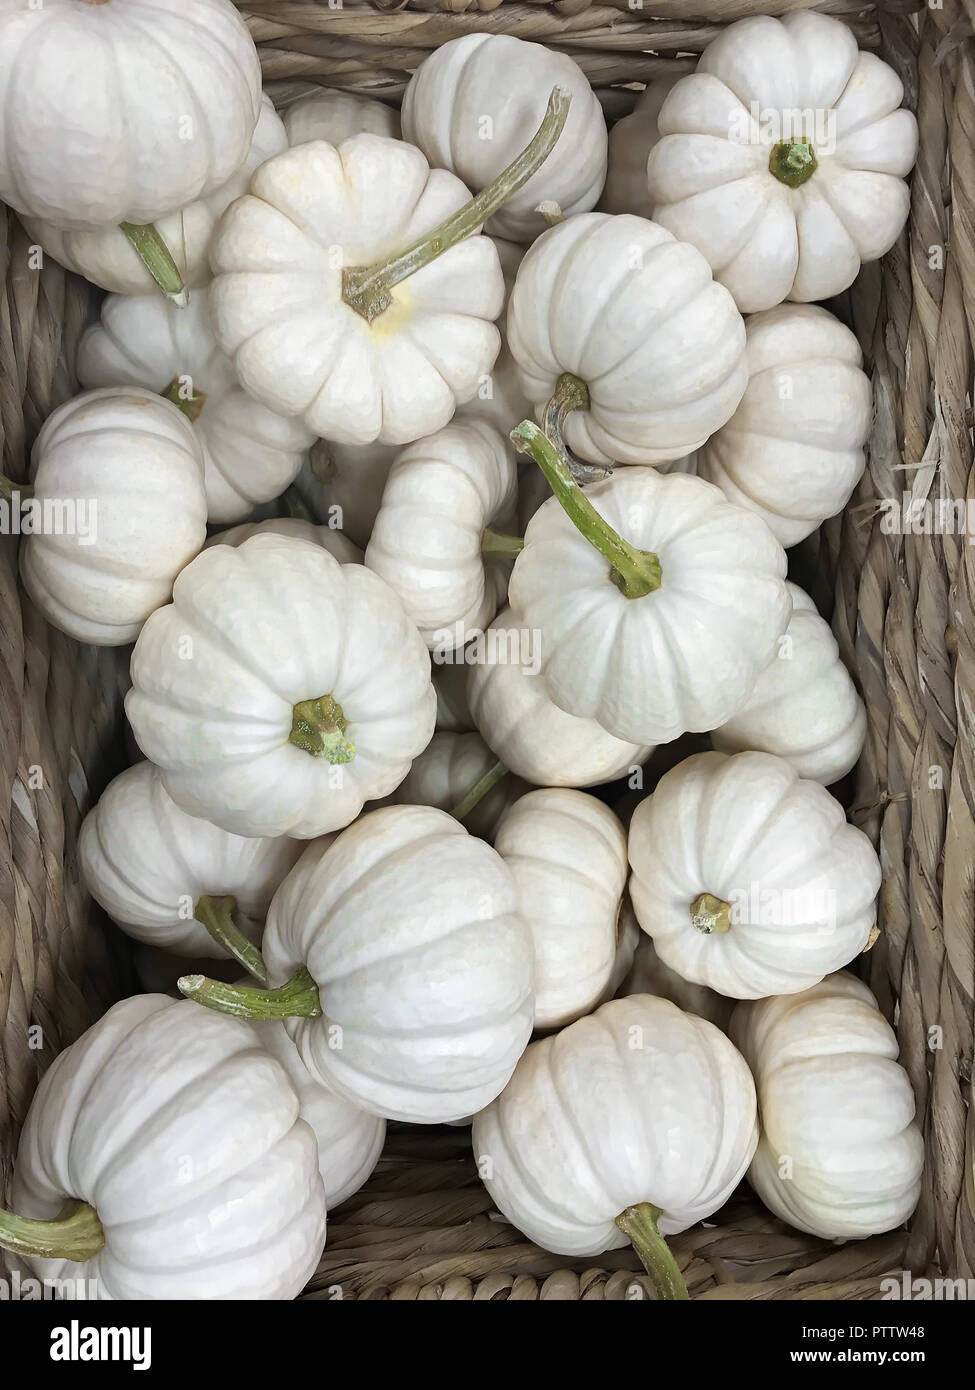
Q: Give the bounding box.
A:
[731,973,923,1239]
[18,387,207,646]
[0,996,325,1300]
[125,533,436,838]
[694,304,872,546]
[646,12,919,310]
[494,790,628,1030]
[209,90,572,446]
[628,750,882,998]
[402,34,607,242]
[365,419,518,650]
[507,449,790,745]
[711,583,866,785]
[507,212,747,466]
[180,806,535,1125]
[79,761,302,960]
[472,994,757,1299]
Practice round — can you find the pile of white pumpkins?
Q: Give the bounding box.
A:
[0,1,925,1300]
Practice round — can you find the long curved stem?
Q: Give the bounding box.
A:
[615,1203,689,1300]
[194,894,268,983]
[450,759,509,822]
[178,967,322,1021]
[510,420,662,599]
[0,1200,105,1263]
[119,223,188,306]
[342,87,571,324]
[481,528,524,559]
[543,373,611,486]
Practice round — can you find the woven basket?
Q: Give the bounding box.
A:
[1,0,972,1302]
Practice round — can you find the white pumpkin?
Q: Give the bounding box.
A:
[694,304,872,546]
[258,1010,386,1211]
[365,419,518,650]
[472,994,757,1297]
[598,75,684,219]
[494,790,628,1030]
[731,973,924,1239]
[125,533,436,839]
[507,212,747,466]
[402,34,607,243]
[79,761,302,958]
[284,89,400,145]
[184,805,535,1124]
[0,0,261,229]
[0,996,325,1300]
[712,582,866,785]
[467,607,651,787]
[390,730,527,842]
[646,12,919,311]
[209,135,505,445]
[294,440,398,551]
[208,516,363,566]
[76,288,314,524]
[628,750,882,999]
[507,462,790,745]
[20,387,207,646]
[22,95,286,297]
[616,901,733,1031]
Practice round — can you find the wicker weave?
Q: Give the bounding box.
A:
[1,0,972,1301]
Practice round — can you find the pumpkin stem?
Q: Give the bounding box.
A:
[615,1203,689,1301]
[0,474,32,504]
[0,1200,105,1263]
[535,200,565,227]
[481,528,524,559]
[689,892,732,935]
[195,894,268,984]
[449,759,509,822]
[178,967,323,1021]
[510,419,662,600]
[768,140,817,189]
[161,375,207,423]
[543,373,610,486]
[342,86,572,324]
[119,223,188,306]
[290,694,356,763]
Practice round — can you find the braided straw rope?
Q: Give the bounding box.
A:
[0,0,971,1300]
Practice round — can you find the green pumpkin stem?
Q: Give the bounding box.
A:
[615,1202,690,1301]
[342,86,572,324]
[481,528,524,559]
[119,222,188,306]
[178,967,322,1022]
[768,140,817,189]
[194,894,268,983]
[510,419,662,599]
[290,694,356,763]
[161,375,207,423]
[0,1200,105,1263]
[449,759,510,822]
